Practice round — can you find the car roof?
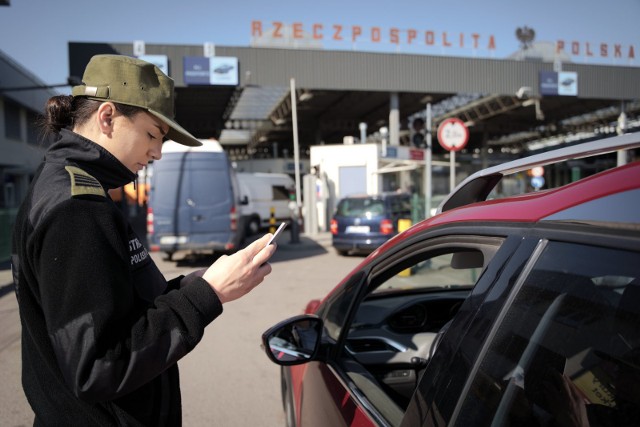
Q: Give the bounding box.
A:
[399,160,640,241]
[438,132,640,213]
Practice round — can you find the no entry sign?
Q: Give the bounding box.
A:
[437,118,469,152]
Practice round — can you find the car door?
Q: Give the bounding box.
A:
[291,271,376,427]
[298,227,514,426]
[405,226,640,427]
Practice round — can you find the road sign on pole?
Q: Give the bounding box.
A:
[437,118,469,152]
[437,118,469,192]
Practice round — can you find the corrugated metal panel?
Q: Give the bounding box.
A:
[103,43,639,99]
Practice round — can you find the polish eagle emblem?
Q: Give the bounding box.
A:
[516,26,536,49]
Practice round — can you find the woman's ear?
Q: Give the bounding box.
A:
[97,102,116,135]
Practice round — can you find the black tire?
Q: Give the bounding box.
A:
[163,251,174,261]
[336,249,349,256]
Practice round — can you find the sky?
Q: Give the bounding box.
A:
[1,0,639,90]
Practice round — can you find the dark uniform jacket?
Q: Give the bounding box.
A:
[11,129,223,426]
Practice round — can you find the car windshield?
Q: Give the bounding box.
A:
[337,198,385,217]
[373,252,483,294]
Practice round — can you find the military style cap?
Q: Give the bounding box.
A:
[71,54,201,147]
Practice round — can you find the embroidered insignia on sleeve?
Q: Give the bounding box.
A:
[65,166,106,197]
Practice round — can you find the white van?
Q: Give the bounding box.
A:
[237,172,295,235]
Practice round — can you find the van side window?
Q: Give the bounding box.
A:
[455,242,640,426]
[272,185,290,201]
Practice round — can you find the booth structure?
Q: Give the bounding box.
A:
[308,141,453,232]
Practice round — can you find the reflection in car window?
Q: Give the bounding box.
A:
[455,242,640,427]
[320,271,365,342]
[374,252,483,294]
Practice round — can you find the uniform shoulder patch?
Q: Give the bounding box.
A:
[65,165,106,197]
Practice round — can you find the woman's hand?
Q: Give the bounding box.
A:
[202,234,277,304]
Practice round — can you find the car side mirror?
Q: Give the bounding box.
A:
[240,195,249,205]
[261,315,323,366]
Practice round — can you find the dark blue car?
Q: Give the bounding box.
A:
[330,193,412,255]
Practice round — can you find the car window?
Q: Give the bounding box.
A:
[374,252,483,294]
[272,185,290,201]
[337,198,385,217]
[333,237,502,426]
[453,241,640,427]
[320,271,366,342]
[390,196,412,216]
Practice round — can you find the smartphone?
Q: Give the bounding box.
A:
[265,222,287,247]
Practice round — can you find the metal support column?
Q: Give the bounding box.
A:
[389,93,399,146]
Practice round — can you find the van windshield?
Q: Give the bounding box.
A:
[337,198,385,217]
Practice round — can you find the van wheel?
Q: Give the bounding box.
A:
[247,216,261,235]
[164,251,174,261]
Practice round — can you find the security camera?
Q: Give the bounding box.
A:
[516,86,533,99]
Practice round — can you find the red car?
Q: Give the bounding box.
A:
[262,133,640,427]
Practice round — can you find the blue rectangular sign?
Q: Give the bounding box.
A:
[539,71,559,96]
[184,57,211,85]
[184,56,239,86]
[384,146,397,158]
[540,71,578,96]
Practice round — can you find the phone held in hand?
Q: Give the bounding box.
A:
[265,222,287,247]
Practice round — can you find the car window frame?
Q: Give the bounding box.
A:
[449,235,640,426]
[320,226,511,426]
[414,223,640,427]
[400,232,537,427]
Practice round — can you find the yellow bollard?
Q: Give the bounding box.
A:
[269,206,276,234]
[397,219,412,277]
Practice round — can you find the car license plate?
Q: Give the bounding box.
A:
[345,225,370,233]
[159,235,188,244]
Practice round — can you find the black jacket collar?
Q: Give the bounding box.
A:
[45,129,137,191]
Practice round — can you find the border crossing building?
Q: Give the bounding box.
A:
[66,36,639,229]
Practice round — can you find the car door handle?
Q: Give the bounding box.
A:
[192,215,204,222]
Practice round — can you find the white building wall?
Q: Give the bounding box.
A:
[310,143,381,198]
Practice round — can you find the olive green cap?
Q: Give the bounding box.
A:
[71,54,201,147]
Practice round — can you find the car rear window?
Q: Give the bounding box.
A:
[337,198,385,217]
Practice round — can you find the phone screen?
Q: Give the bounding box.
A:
[265,222,287,247]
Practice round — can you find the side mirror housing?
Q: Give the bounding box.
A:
[261,315,323,366]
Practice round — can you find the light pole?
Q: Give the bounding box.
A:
[290,78,302,241]
[424,103,432,218]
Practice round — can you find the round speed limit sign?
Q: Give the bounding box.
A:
[437,118,469,152]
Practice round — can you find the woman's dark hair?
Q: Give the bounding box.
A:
[40,95,143,139]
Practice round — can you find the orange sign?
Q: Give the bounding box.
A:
[251,20,496,51]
